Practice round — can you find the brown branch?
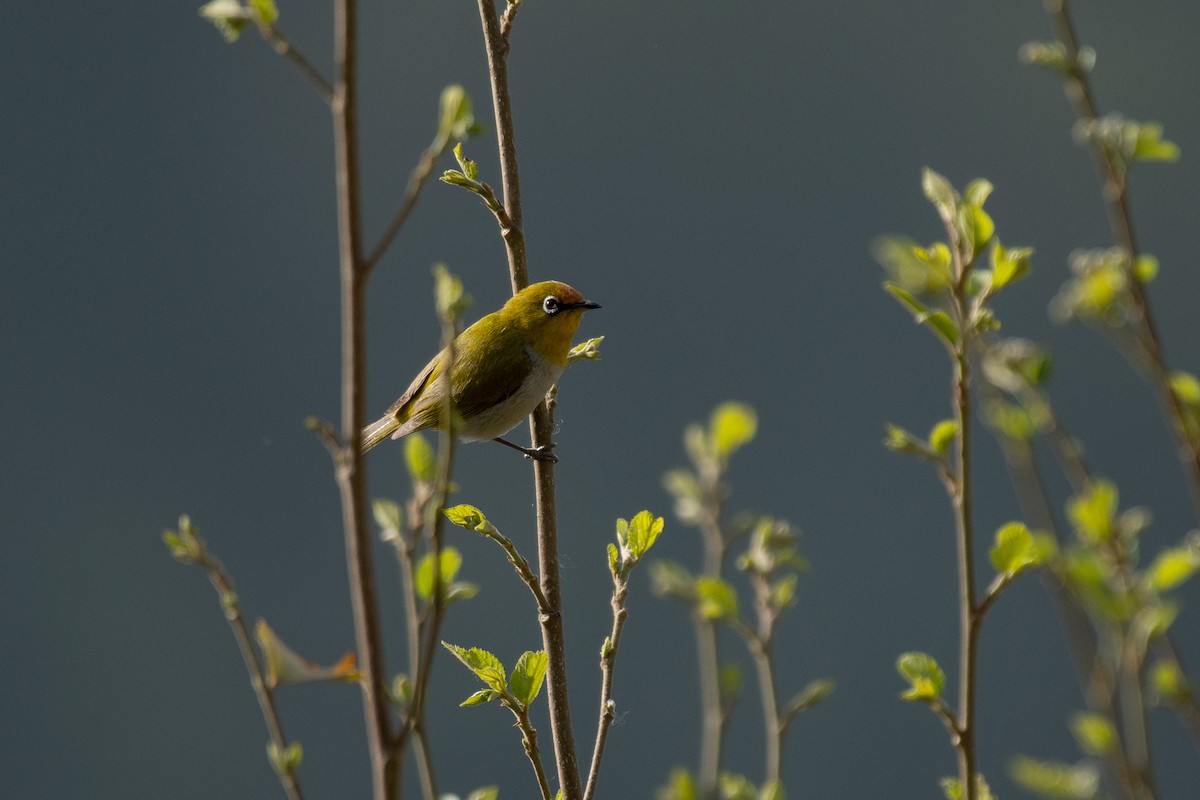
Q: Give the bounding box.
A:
[583,571,631,800]
[198,550,304,800]
[475,1,580,797]
[331,1,395,797]
[1045,0,1200,520]
[258,21,334,104]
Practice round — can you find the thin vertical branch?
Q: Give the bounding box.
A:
[332,0,395,797]
[583,573,631,800]
[1044,0,1200,519]
[476,2,581,797]
[951,348,979,800]
[197,550,305,800]
[695,481,729,798]
[944,222,979,800]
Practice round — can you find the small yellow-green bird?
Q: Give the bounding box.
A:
[361,280,600,461]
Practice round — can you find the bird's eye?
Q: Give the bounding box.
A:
[542,296,560,315]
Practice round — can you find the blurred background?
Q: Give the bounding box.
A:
[4,1,1199,797]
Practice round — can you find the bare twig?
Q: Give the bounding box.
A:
[363,138,456,274]
[196,548,304,800]
[330,1,396,796]
[258,21,334,104]
[583,567,632,800]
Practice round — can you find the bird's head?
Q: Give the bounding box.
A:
[505,280,600,362]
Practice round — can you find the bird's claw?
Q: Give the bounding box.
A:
[524,444,559,463]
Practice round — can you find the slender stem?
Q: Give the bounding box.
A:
[259,21,334,104]
[741,618,781,786]
[694,617,724,799]
[945,220,979,800]
[363,136,455,274]
[1045,0,1200,520]
[200,556,304,800]
[477,0,528,293]
[694,473,727,799]
[476,1,580,796]
[331,1,395,797]
[514,706,555,800]
[584,574,630,800]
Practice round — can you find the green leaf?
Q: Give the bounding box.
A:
[452,142,479,181]
[872,236,952,294]
[372,498,403,538]
[991,240,1034,290]
[442,642,507,692]
[983,399,1036,442]
[695,577,739,621]
[467,788,500,800]
[1170,371,1200,407]
[783,679,836,717]
[760,780,785,800]
[961,203,995,255]
[391,674,412,707]
[1018,40,1072,74]
[1133,254,1159,283]
[404,434,436,485]
[921,167,960,223]
[510,650,549,707]
[929,420,958,456]
[626,510,666,560]
[941,776,996,800]
[414,548,463,600]
[445,582,480,604]
[1066,480,1118,543]
[1070,711,1116,756]
[460,688,500,707]
[718,773,757,800]
[444,504,495,534]
[248,0,278,25]
[719,663,743,704]
[433,263,470,322]
[990,521,1051,577]
[1133,122,1180,162]
[1146,546,1199,592]
[883,424,932,458]
[658,768,697,800]
[199,0,250,41]
[1150,659,1192,703]
[710,402,758,462]
[1009,756,1099,799]
[964,178,993,208]
[769,574,798,611]
[567,335,604,365]
[897,651,944,702]
[437,84,475,144]
[266,741,303,777]
[884,283,959,346]
[649,560,695,600]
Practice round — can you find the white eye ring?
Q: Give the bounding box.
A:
[542,296,561,315]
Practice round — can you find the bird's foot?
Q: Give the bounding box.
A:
[494,437,559,463]
[523,444,559,463]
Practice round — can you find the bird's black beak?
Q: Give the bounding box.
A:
[569,299,601,310]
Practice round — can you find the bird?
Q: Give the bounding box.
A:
[361,280,600,462]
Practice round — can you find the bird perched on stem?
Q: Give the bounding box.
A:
[361,280,600,462]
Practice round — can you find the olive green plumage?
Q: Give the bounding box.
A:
[361,280,599,456]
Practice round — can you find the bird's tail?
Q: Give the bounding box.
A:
[360,415,401,454]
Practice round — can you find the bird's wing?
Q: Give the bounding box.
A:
[448,321,531,418]
[385,353,442,420]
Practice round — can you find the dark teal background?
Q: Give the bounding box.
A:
[4,1,1200,797]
